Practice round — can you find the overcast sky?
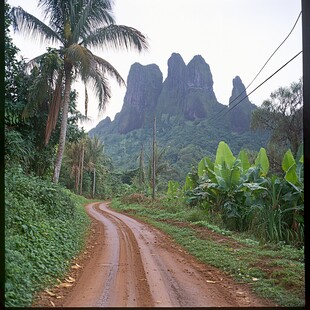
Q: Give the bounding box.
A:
[7,0,302,131]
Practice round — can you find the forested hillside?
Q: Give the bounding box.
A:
[5,0,304,307]
[93,118,269,186]
[89,53,269,184]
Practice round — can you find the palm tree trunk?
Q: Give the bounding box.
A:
[139,145,145,187]
[79,143,84,195]
[75,165,80,193]
[152,116,156,200]
[52,68,72,183]
[92,167,96,198]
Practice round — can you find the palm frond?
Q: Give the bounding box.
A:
[85,66,111,111]
[23,51,63,120]
[80,0,114,29]
[93,55,125,86]
[37,0,69,34]
[71,0,115,43]
[11,6,62,45]
[70,0,92,43]
[25,53,47,73]
[84,83,88,116]
[45,73,64,145]
[85,135,105,169]
[65,44,123,110]
[77,113,91,123]
[83,24,149,52]
[26,49,63,72]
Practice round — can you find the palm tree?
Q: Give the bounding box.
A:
[64,140,82,193]
[11,0,148,183]
[85,136,104,198]
[146,145,170,189]
[78,137,86,195]
[138,145,145,186]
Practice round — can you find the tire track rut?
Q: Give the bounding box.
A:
[60,202,275,307]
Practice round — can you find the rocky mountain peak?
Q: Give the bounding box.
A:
[228,76,256,134]
[165,53,187,89]
[168,52,186,67]
[89,54,257,137]
[229,76,250,106]
[182,55,219,121]
[186,55,213,90]
[116,62,163,134]
[123,63,162,108]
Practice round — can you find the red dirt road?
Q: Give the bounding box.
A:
[50,202,274,308]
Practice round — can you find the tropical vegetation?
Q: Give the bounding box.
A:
[5,0,147,307]
[5,0,304,307]
[181,141,304,247]
[59,134,127,198]
[10,0,148,183]
[5,167,90,307]
[90,115,271,183]
[251,79,303,172]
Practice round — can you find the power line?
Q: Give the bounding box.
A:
[212,50,302,122]
[211,10,302,121]
[230,11,302,106]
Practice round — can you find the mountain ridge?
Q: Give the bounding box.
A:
[90,53,256,135]
[89,53,268,183]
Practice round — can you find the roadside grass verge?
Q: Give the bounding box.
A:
[110,196,304,307]
[5,167,91,307]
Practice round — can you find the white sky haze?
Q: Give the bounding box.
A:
[7,0,302,131]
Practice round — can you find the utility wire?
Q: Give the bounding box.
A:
[211,10,302,121]
[211,50,302,122]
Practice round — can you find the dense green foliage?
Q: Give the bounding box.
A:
[5,167,90,307]
[5,0,304,307]
[11,0,148,183]
[91,117,269,184]
[181,141,304,246]
[5,3,85,178]
[5,5,92,306]
[251,79,303,172]
[59,135,127,198]
[111,197,304,307]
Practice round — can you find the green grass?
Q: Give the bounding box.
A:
[110,196,305,307]
[5,168,91,307]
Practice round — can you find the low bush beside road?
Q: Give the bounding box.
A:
[5,167,91,307]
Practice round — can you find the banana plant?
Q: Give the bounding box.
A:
[255,147,269,176]
[213,142,241,190]
[181,140,304,243]
[189,142,272,229]
[281,147,304,241]
[167,180,180,197]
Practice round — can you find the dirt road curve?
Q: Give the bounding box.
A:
[61,202,274,307]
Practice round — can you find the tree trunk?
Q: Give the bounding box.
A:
[139,145,145,187]
[92,167,96,198]
[75,165,80,193]
[79,143,84,195]
[152,116,156,200]
[52,67,72,183]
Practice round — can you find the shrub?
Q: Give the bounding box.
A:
[5,167,90,307]
[121,193,152,205]
[182,141,304,246]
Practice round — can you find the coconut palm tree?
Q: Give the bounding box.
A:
[85,135,104,198]
[11,0,148,183]
[146,145,170,188]
[64,140,83,193]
